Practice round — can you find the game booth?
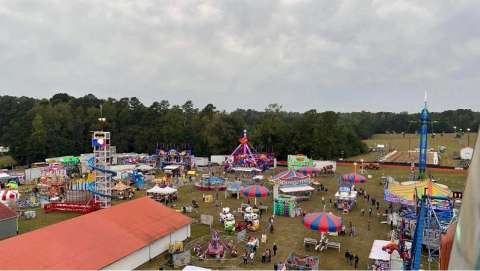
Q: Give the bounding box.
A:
[334,184,357,211]
[335,173,366,211]
[271,169,314,202]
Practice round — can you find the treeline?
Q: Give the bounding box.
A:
[0,94,478,166]
[344,110,480,139]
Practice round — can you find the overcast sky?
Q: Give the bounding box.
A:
[0,0,479,112]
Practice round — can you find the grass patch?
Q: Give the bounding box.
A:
[0,155,16,168]
[350,133,477,167]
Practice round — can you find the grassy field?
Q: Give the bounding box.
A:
[350,133,477,167]
[0,155,16,168]
[13,164,468,270]
[135,165,467,270]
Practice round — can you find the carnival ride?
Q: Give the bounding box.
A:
[156,147,194,170]
[242,206,260,231]
[44,131,114,213]
[194,176,227,191]
[225,130,273,171]
[282,252,319,270]
[193,231,237,259]
[0,189,19,206]
[384,179,451,206]
[271,169,310,185]
[405,195,454,270]
[219,207,236,233]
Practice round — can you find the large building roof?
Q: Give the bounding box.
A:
[0,203,17,221]
[0,197,192,269]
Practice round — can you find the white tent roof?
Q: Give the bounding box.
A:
[232,167,261,172]
[280,185,315,193]
[164,165,181,170]
[161,186,178,194]
[147,185,177,195]
[182,266,211,271]
[147,185,163,194]
[136,164,154,171]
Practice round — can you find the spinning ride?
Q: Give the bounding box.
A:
[226,130,273,171]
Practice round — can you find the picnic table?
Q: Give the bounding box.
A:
[327,241,341,252]
[304,237,318,251]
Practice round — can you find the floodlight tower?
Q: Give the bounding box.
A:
[418,92,429,179]
[92,130,112,208]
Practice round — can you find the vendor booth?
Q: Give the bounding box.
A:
[279,185,315,201]
[335,184,357,211]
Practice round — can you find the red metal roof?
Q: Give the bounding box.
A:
[0,203,17,221]
[0,197,192,269]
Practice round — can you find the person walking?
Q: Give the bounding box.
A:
[345,250,351,263]
[369,207,373,217]
[354,254,359,269]
[367,220,371,231]
[349,253,354,265]
[273,243,278,256]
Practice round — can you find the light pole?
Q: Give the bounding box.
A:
[467,128,471,146]
[98,117,106,131]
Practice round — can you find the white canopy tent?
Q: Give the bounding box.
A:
[147,185,177,195]
[136,164,154,171]
[279,185,315,193]
[182,266,211,271]
[147,185,163,194]
[164,165,181,171]
[231,167,261,173]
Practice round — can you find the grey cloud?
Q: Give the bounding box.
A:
[0,0,479,112]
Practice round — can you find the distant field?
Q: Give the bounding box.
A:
[0,155,16,168]
[349,133,477,167]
